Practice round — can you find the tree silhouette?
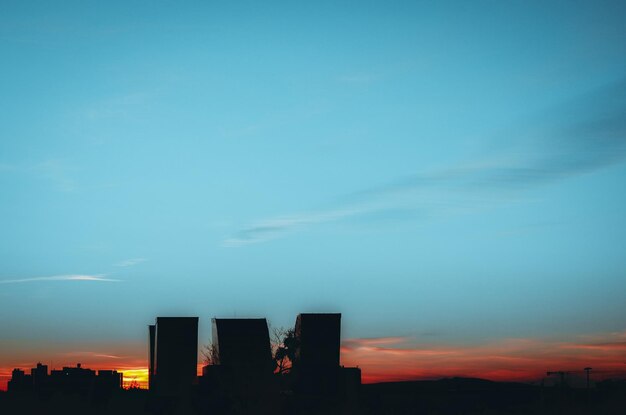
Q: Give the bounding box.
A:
[201,342,219,365]
[127,378,140,390]
[271,327,299,374]
[200,325,297,373]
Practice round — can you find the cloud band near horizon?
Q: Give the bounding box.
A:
[341,331,626,384]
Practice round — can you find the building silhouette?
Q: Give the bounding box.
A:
[7,368,31,393]
[31,362,48,389]
[148,323,156,389]
[293,313,344,395]
[200,318,278,414]
[6,312,626,415]
[50,363,96,395]
[211,318,273,372]
[148,317,199,396]
[7,362,122,398]
[96,370,124,390]
[282,312,362,410]
[6,312,361,413]
[294,313,341,368]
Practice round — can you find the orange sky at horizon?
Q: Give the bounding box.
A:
[340,331,626,384]
[2,330,625,391]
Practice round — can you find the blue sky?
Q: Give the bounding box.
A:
[1,1,625,379]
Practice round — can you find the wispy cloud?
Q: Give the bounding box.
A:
[342,336,412,349]
[224,79,626,247]
[114,258,148,267]
[63,351,124,359]
[222,207,366,247]
[0,274,120,284]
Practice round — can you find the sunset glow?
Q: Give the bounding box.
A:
[119,367,149,389]
[341,331,626,384]
[2,330,625,391]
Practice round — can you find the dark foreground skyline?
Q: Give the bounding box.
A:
[3,312,626,414]
[3,312,625,391]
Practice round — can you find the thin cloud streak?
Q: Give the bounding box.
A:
[223,79,626,247]
[343,336,411,348]
[114,258,148,267]
[63,351,124,359]
[0,274,120,284]
[222,207,367,247]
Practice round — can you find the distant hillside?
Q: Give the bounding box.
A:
[365,377,537,392]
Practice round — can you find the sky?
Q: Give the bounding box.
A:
[1,1,625,389]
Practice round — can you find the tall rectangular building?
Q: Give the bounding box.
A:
[211,318,273,373]
[148,324,156,389]
[294,313,341,368]
[202,318,278,412]
[292,313,343,395]
[149,317,199,395]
